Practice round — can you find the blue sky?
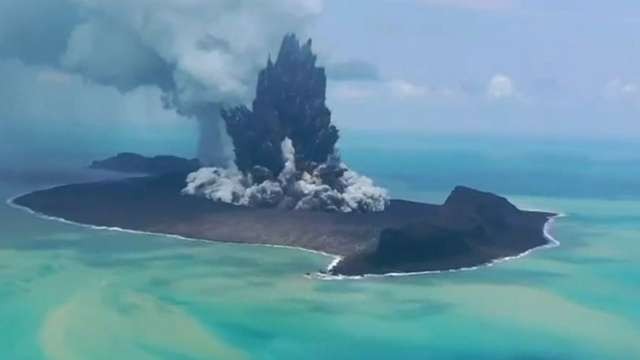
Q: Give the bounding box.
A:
[310,0,640,138]
[0,0,638,161]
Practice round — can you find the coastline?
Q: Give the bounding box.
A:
[4,192,343,268]
[6,188,562,280]
[317,213,563,280]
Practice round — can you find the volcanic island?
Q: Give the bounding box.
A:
[12,35,557,277]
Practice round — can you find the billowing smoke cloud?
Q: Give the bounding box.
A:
[222,34,339,178]
[0,0,388,212]
[183,138,388,212]
[183,35,389,212]
[0,0,324,164]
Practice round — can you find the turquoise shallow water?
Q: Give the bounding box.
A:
[1,137,639,359]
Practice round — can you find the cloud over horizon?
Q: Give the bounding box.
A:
[603,79,640,103]
[487,74,516,100]
[329,79,446,102]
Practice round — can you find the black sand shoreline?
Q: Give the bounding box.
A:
[10,174,557,276]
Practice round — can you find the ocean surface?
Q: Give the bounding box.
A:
[1,135,639,359]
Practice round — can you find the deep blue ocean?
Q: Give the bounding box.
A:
[1,132,639,359]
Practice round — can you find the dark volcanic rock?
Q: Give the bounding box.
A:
[329,186,555,275]
[90,153,200,175]
[222,33,338,178]
[12,177,555,276]
[13,174,436,256]
[436,186,519,230]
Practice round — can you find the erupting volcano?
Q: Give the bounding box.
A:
[12,34,557,277]
[182,34,388,212]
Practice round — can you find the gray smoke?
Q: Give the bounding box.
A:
[0,0,324,163]
[183,35,390,213]
[183,138,389,212]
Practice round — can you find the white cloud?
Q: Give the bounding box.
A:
[603,79,640,101]
[388,79,428,98]
[487,74,515,100]
[283,0,324,14]
[329,79,464,103]
[0,0,326,105]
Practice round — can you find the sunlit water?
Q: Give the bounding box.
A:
[1,136,639,359]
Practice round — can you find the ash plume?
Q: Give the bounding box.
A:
[223,34,338,177]
[183,35,389,212]
[0,0,324,164]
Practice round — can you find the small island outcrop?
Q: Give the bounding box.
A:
[90,153,200,175]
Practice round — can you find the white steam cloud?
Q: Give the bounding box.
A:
[183,139,389,212]
[0,0,324,164]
